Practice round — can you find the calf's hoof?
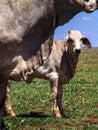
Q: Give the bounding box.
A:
[54,110,62,119]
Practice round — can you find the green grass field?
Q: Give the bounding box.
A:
[4,48,98,130]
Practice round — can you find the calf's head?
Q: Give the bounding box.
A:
[64,30,91,54]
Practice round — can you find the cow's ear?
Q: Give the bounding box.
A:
[81,37,91,48]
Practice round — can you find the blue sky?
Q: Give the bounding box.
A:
[54,10,98,47]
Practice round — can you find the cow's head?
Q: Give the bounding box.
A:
[56,0,98,26]
[64,30,91,54]
[77,0,98,12]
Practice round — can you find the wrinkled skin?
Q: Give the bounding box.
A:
[0,0,98,120]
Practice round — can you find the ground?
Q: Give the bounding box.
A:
[4,48,98,130]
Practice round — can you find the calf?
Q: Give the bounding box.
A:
[4,30,91,119]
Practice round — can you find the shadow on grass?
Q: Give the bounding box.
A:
[17,111,52,118]
[17,111,70,119]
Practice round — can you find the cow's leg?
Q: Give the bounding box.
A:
[4,81,16,117]
[0,115,6,130]
[0,80,15,117]
[0,79,7,116]
[50,80,64,119]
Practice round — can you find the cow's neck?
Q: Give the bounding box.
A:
[56,0,83,26]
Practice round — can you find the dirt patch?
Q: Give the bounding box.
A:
[89,114,98,119]
[93,104,98,108]
[14,119,98,130]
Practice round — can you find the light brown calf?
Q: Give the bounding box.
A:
[4,30,91,118]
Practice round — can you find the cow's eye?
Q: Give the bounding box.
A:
[68,38,74,43]
[84,0,89,2]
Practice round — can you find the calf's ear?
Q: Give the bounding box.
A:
[64,36,68,52]
[81,37,91,48]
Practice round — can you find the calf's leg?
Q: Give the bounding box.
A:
[50,80,64,119]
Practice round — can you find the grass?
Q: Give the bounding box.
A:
[4,48,98,130]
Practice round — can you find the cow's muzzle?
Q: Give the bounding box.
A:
[96,0,98,5]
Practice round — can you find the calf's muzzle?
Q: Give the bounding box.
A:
[75,49,81,54]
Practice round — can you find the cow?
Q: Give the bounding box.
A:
[0,0,98,121]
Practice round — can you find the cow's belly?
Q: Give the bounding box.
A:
[0,54,31,82]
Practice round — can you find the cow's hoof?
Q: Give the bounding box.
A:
[7,110,16,117]
[9,112,16,117]
[3,110,16,117]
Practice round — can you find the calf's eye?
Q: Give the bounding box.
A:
[68,38,74,43]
